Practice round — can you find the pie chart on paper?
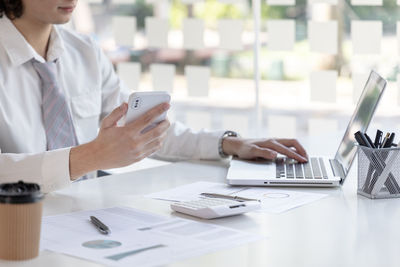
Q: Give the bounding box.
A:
[82,240,122,249]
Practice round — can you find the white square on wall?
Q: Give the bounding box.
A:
[351,0,382,5]
[352,73,369,103]
[308,21,338,54]
[183,18,204,50]
[266,0,295,6]
[267,115,297,138]
[150,64,175,93]
[310,71,337,103]
[217,19,244,51]
[145,17,169,48]
[117,62,141,91]
[185,111,212,131]
[112,16,136,47]
[267,20,295,51]
[351,20,382,55]
[308,118,338,136]
[185,66,210,97]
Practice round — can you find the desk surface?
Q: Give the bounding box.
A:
[2,137,400,267]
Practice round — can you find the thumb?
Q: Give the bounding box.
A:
[101,103,128,129]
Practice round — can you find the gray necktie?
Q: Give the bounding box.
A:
[32,59,78,150]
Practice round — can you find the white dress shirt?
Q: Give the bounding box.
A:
[0,16,226,193]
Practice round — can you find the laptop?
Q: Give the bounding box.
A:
[227,70,387,187]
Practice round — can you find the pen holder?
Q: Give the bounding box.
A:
[357,146,400,199]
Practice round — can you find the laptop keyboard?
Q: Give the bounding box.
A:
[276,157,328,179]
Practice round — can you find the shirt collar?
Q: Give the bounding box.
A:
[0,16,65,66]
[47,26,65,62]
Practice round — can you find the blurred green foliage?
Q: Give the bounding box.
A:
[114,0,153,28]
[170,0,244,28]
[193,0,243,21]
[170,0,187,28]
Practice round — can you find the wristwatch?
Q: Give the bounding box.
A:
[218,130,239,158]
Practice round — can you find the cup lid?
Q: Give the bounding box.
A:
[0,181,44,204]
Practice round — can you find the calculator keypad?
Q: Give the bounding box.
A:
[175,198,239,210]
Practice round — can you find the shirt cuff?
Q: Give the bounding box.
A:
[41,147,72,193]
[199,130,227,160]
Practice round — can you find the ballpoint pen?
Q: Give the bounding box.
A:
[90,216,111,235]
[200,193,260,202]
[384,133,395,148]
[380,133,390,148]
[374,130,383,148]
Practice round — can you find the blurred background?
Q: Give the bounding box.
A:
[68,0,400,140]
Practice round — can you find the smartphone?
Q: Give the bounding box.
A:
[125,91,171,133]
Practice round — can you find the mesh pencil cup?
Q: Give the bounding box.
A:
[357,145,400,199]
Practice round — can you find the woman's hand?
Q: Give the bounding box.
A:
[222,137,308,163]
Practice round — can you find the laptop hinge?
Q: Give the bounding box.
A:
[329,159,345,182]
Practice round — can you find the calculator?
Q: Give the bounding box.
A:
[171,197,261,219]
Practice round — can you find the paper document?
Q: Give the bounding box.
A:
[41,206,262,267]
[146,181,328,213]
[145,181,246,202]
[234,187,328,214]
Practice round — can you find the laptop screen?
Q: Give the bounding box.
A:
[335,71,386,182]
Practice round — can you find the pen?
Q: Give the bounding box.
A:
[374,130,383,148]
[380,133,390,148]
[384,133,395,148]
[364,133,376,148]
[90,216,111,235]
[200,193,260,202]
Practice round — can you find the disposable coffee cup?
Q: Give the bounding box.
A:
[0,181,44,260]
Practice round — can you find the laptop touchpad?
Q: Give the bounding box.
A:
[228,159,275,180]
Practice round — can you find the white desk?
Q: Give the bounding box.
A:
[2,137,400,267]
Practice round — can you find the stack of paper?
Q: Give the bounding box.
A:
[41,206,262,267]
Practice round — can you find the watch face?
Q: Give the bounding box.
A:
[219,131,238,157]
[226,131,238,137]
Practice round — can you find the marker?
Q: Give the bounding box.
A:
[354,131,369,147]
